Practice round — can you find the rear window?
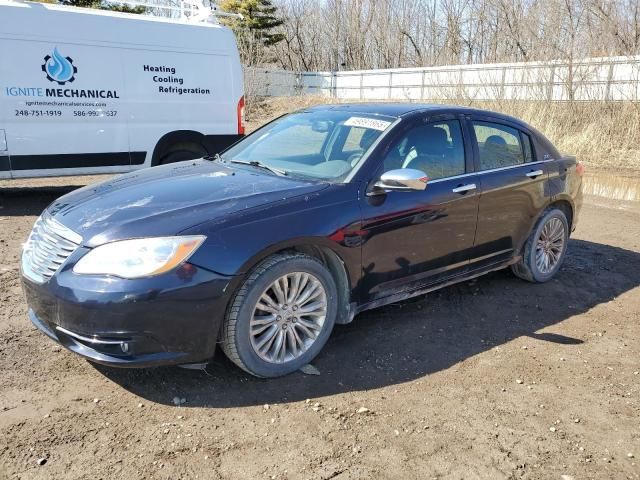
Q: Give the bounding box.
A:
[521,132,534,162]
[472,121,525,170]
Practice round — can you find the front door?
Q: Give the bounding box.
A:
[358,115,479,303]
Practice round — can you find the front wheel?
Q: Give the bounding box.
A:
[511,208,569,283]
[221,254,338,378]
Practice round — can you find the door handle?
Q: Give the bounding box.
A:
[526,169,544,178]
[452,183,476,194]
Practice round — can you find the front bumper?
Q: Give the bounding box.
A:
[22,258,236,368]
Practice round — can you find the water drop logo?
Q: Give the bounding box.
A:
[41,48,77,85]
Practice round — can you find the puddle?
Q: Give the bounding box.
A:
[582,172,640,203]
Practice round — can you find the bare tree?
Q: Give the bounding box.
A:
[268,0,640,72]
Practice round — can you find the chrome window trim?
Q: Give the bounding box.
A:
[428,160,549,185]
[363,113,551,187]
[428,172,475,184]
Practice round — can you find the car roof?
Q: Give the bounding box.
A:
[303,102,531,129]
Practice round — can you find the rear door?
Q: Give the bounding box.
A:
[470,116,550,267]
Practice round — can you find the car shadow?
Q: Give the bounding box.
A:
[0,185,82,216]
[94,238,640,408]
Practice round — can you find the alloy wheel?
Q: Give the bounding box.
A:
[249,272,327,364]
[535,217,566,274]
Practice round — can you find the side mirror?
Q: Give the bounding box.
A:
[368,169,428,196]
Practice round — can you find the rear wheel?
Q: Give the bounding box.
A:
[221,254,338,378]
[159,142,207,165]
[511,208,569,283]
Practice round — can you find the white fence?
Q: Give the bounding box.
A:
[246,56,640,102]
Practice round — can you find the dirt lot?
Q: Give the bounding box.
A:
[0,172,639,479]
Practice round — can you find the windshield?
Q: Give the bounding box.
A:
[221,109,397,182]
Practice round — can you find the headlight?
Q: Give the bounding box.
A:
[73,236,205,278]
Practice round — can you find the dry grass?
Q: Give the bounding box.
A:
[246,96,640,172]
[469,100,640,172]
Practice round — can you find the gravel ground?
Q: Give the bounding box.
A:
[0,172,639,479]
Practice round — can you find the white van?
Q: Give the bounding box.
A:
[0,0,245,179]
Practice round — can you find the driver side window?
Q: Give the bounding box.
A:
[382,120,466,180]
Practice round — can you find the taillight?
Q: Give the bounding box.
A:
[237,96,245,135]
[576,162,585,176]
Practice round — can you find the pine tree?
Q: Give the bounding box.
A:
[219,0,285,47]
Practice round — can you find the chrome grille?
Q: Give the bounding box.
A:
[22,213,82,284]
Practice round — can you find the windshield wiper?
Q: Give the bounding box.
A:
[228,159,288,176]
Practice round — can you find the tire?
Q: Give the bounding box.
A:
[221,253,338,378]
[511,207,569,283]
[159,142,207,165]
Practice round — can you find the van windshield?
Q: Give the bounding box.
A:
[221,110,397,182]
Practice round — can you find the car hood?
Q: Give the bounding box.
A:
[47,160,328,247]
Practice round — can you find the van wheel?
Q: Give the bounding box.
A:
[159,142,207,165]
[511,208,569,283]
[222,254,338,378]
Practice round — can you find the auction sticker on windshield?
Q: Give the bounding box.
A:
[344,117,391,131]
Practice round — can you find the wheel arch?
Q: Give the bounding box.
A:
[234,240,354,325]
[548,196,575,231]
[517,197,575,257]
[151,130,205,166]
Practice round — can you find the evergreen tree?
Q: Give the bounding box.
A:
[219,0,285,47]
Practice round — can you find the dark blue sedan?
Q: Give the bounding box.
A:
[21,103,584,377]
